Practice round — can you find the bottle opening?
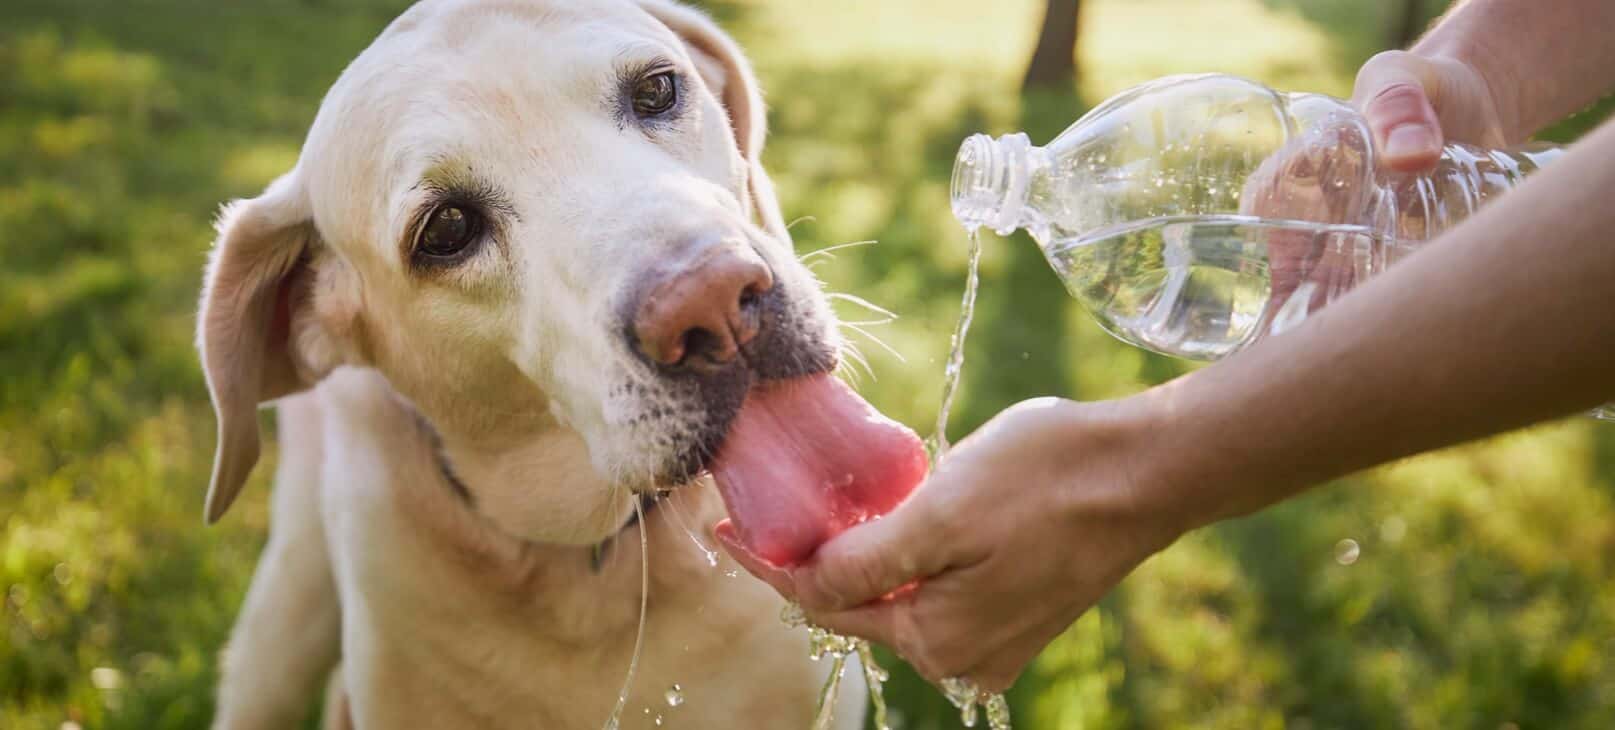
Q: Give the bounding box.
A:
[950,134,999,231]
[951,132,1031,235]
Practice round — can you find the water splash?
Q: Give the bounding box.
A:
[858,641,893,730]
[940,679,1011,730]
[784,602,894,730]
[601,498,650,730]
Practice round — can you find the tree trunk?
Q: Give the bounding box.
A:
[1021,0,1081,92]
[1392,0,1425,48]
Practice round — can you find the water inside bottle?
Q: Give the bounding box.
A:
[1045,214,1404,360]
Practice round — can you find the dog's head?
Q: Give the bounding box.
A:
[197,0,842,537]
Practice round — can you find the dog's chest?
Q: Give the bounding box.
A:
[324,490,836,729]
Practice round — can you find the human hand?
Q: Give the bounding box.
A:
[1233,51,1511,338]
[1351,50,1512,173]
[717,397,1184,691]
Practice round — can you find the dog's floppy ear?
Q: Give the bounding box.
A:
[640,0,788,238]
[197,170,332,523]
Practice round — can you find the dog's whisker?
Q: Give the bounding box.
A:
[842,323,907,364]
[836,340,875,386]
[835,358,865,388]
[784,215,817,231]
[826,292,900,322]
[798,239,878,263]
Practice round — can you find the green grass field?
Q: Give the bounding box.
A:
[4,0,1614,727]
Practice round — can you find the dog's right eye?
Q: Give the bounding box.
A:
[416,204,483,262]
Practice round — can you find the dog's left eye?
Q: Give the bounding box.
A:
[416,204,483,261]
[631,71,677,117]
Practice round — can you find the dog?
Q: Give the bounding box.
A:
[196,1,870,726]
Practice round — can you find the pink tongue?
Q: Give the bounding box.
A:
[709,374,929,567]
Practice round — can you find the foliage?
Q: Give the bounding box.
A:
[2,1,1612,728]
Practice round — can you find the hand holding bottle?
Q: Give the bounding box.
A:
[1351,51,1513,173]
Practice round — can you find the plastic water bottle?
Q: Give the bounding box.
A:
[950,73,1567,355]
[949,73,1615,420]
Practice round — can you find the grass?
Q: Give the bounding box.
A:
[3,0,1613,728]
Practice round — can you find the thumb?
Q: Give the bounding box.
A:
[792,495,952,612]
[1352,50,1445,173]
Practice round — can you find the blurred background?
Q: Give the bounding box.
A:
[3,0,1614,727]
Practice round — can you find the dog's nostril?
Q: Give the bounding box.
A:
[681,328,724,365]
[738,284,761,309]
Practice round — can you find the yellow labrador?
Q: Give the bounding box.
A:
[194,0,929,726]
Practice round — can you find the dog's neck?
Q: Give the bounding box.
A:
[414,409,655,569]
[399,394,644,546]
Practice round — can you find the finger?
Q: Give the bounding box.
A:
[713,519,796,598]
[968,649,1030,695]
[812,595,954,681]
[1352,51,1444,173]
[793,494,954,612]
[808,601,904,649]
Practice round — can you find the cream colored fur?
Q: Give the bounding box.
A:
[197,1,862,727]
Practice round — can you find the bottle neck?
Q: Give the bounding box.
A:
[951,132,1036,235]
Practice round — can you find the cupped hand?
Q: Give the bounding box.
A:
[719,397,1184,692]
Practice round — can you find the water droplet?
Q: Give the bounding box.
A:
[665,685,685,707]
[654,715,663,726]
[1335,538,1361,565]
[723,569,738,578]
[1331,179,1346,189]
[703,549,719,567]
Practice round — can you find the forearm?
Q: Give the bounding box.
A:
[1147,117,1615,530]
[1413,0,1615,141]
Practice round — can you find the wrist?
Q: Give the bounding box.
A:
[1043,393,1199,551]
[1121,370,1295,536]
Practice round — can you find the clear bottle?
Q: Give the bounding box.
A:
[950,74,1615,420]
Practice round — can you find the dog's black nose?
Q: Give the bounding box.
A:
[632,242,773,375]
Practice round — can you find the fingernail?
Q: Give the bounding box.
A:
[1384,123,1437,160]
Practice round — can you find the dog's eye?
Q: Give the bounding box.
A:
[631,71,677,117]
[417,204,483,260]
